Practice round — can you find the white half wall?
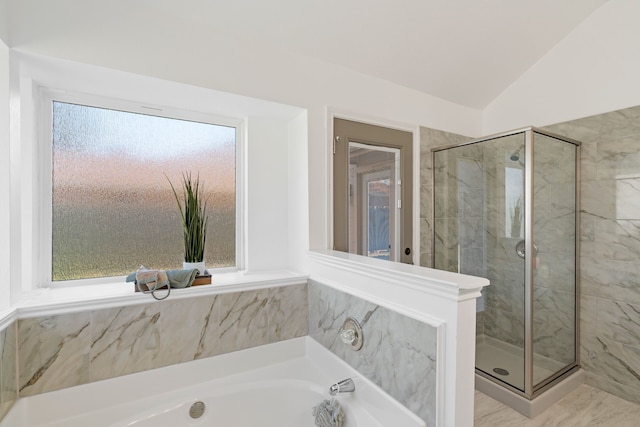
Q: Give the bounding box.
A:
[483,0,640,133]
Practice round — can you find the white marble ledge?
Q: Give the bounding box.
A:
[11,270,309,319]
[309,249,489,302]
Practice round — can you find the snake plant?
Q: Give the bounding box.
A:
[168,172,208,263]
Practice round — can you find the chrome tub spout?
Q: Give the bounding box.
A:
[329,378,355,396]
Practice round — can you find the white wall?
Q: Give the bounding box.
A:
[245,118,291,271]
[0,0,8,45]
[484,0,640,133]
[287,111,309,271]
[5,53,305,296]
[5,1,482,258]
[0,38,9,310]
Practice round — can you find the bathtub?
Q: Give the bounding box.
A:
[1,337,425,427]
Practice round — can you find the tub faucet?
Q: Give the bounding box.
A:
[329,378,355,395]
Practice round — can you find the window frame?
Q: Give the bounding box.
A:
[37,88,245,288]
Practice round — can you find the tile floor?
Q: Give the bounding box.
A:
[475,384,640,426]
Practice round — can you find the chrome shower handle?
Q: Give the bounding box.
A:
[515,240,538,259]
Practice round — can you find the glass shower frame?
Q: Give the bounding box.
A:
[430,127,581,399]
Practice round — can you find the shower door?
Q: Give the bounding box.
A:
[433,133,527,391]
[531,132,578,390]
[432,127,579,398]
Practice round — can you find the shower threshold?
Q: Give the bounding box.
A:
[475,335,583,417]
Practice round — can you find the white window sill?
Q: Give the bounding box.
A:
[12,270,309,319]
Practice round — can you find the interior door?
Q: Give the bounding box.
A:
[333,118,413,264]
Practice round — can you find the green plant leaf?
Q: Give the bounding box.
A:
[167,172,208,263]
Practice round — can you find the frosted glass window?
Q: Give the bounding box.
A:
[52,101,236,281]
[505,166,524,238]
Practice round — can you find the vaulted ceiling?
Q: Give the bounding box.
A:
[4,0,609,109]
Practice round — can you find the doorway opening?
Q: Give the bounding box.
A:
[333,118,413,264]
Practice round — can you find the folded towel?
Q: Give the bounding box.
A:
[126,266,199,289]
[166,268,199,288]
[134,267,169,292]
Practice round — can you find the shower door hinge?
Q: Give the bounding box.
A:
[334,136,341,155]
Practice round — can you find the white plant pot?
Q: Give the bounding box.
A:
[183,261,206,276]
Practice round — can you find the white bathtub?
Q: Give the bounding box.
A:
[1,337,425,427]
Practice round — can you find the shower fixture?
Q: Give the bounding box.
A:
[510,146,523,161]
[339,317,364,351]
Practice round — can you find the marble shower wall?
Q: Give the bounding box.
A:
[0,322,17,421]
[419,126,472,269]
[433,142,485,278]
[481,135,528,349]
[17,284,308,397]
[308,280,437,427]
[531,135,577,365]
[543,105,640,403]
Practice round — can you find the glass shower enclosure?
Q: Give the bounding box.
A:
[431,127,580,398]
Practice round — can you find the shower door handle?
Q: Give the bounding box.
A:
[515,240,538,259]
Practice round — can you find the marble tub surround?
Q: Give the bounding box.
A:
[308,280,437,427]
[17,283,309,398]
[0,322,17,421]
[308,250,488,427]
[542,105,640,404]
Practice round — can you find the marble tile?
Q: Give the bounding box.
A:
[317,287,384,383]
[419,217,433,267]
[597,298,640,346]
[381,309,437,427]
[615,177,640,220]
[460,247,484,276]
[158,294,218,363]
[308,280,346,351]
[475,384,640,426]
[419,251,433,268]
[421,126,472,276]
[419,183,432,219]
[268,284,308,343]
[89,304,161,382]
[18,313,91,396]
[474,389,531,426]
[218,289,270,354]
[596,136,640,180]
[0,323,16,421]
[340,303,385,386]
[580,295,597,341]
[533,288,575,330]
[588,219,640,262]
[584,370,640,405]
[581,334,640,392]
[459,187,484,218]
[457,158,485,189]
[547,107,640,143]
[420,126,470,152]
[459,216,484,248]
[580,179,618,220]
[532,320,575,364]
[308,281,437,426]
[581,255,640,305]
[10,284,308,402]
